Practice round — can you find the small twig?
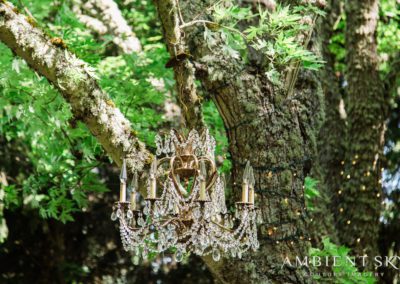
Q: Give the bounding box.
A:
[191,0,225,22]
[179,20,247,40]
[179,19,215,29]
[175,0,185,25]
[285,14,319,98]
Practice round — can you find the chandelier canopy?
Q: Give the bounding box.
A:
[111,129,262,262]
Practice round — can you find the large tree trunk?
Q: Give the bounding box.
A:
[153,0,326,282]
[333,0,388,262]
[204,72,319,283]
[315,0,345,244]
[317,0,390,270]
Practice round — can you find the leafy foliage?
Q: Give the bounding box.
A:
[310,238,376,284]
[378,0,400,75]
[327,15,346,73]
[304,177,320,211]
[0,46,108,223]
[0,0,175,225]
[208,3,325,85]
[203,101,231,173]
[328,0,399,77]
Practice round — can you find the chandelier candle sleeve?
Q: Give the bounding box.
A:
[130,191,136,209]
[150,178,156,198]
[242,181,249,203]
[119,159,127,202]
[242,161,252,203]
[248,167,255,204]
[199,160,207,200]
[130,174,138,210]
[149,158,157,198]
[249,185,254,204]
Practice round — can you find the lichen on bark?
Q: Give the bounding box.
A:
[72,0,142,54]
[153,0,205,131]
[0,1,150,174]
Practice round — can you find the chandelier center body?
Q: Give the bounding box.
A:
[111,129,262,261]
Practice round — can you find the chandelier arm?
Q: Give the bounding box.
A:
[159,217,181,228]
[120,218,147,233]
[157,156,171,167]
[187,154,200,196]
[170,156,186,196]
[210,220,231,232]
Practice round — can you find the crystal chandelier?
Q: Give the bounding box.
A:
[111,129,262,262]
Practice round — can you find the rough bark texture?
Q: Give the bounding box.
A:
[154,0,326,283]
[155,0,205,131]
[336,0,388,262]
[0,2,150,173]
[72,0,142,54]
[314,0,345,244]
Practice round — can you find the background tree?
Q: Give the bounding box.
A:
[318,0,391,264]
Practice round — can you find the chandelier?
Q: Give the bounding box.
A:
[110,129,262,262]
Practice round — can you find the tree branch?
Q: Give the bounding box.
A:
[0,2,151,172]
[72,0,141,54]
[154,0,205,131]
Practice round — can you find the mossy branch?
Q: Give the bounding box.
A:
[72,0,141,54]
[0,1,151,173]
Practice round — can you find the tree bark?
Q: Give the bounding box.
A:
[314,0,344,244]
[72,0,142,54]
[154,0,205,131]
[334,0,388,262]
[204,71,317,284]
[0,2,151,173]
[153,0,326,282]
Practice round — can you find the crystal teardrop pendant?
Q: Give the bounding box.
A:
[231,249,236,258]
[137,215,145,227]
[116,208,122,218]
[175,249,183,262]
[193,207,201,219]
[257,212,263,224]
[110,211,117,221]
[212,247,221,261]
[127,210,133,219]
[143,203,150,216]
